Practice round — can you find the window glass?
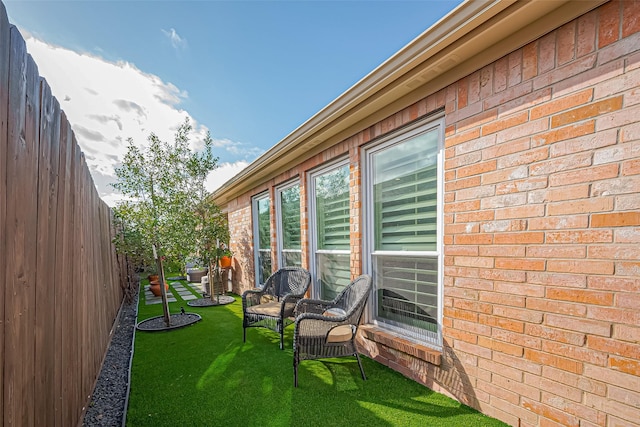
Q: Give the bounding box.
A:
[316,252,351,300]
[254,195,272,285]
[312,163,350,300]
[367,123,442,345]
[278,183,302,267]
[315,165,350,251]
[373,130,439,252]
[373,255,439,336]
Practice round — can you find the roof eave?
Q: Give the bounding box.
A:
[212,0,606,206]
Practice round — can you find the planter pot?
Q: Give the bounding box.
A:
[149,280,169,297]
[219,256,232,269]
[148,274,159,282]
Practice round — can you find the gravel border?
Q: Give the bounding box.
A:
[81,286,206,425]
[82,291,138,426]
[135,313,202,331]
[187,295,235,307]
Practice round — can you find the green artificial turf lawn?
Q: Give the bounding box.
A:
[127,278,508,427]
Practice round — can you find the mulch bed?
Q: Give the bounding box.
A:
[136,313,201,331]
[187,295,235,307]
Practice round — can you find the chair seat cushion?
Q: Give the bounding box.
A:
[246,301,281,317]
[261,294,277,304]
[326,325,354,343]
[323,307,347,317]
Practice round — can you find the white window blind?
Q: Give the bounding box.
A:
[366,121,443,345]
[278,183,302,267]
[312,163,351,300]
[253,195,272,286]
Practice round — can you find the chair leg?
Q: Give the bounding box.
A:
[278,319,285,350]
[355,353,366,381]
[243,327,246,343]
[294,354,299,387]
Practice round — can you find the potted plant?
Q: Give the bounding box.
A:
[192,196,231,301]
[217,244,234,269]
[149,279,169,297]
[147,265,159,282]
[147,258,167,296]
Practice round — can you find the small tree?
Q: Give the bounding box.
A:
[112,118,222,326]
[188,127,231,300]
[194,197,230,301]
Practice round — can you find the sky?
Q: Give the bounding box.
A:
[4,0,462,206]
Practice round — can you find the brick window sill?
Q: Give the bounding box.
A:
[359,324,441,366]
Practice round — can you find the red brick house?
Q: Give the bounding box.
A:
[212,1,640,425]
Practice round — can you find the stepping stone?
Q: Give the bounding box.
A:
[144,288,177,304]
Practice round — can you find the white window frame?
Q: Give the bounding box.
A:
[252,192,271,287]
[275,179,302,268]
[362,114,445,348]
[307,157,350,300]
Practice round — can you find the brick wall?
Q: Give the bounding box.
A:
[228,200,253,293]
[224,1,639,425]
[361,2,640,426]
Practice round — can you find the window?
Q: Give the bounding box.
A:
[252,193,272,287]
[309,160,350,300]
[276,181,302,268]
[364,116,444,347]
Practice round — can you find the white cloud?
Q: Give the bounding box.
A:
[206,161,249,193]
[161,28,187,50]
[22,35,251,206]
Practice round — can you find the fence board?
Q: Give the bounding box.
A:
[23,46,40,427]
[69,140,81,422]
[1,10,126,426]
[0,2,10,423]
[4,27,39,427]
[34,78,60,425]
[78,153,89,418]
[54,116,72,427]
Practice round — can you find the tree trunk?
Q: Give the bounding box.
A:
[208,259,214,301]
[155,244,171,327]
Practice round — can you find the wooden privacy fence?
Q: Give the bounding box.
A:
[0,4,125,426]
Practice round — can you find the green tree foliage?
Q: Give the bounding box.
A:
[112,203,153,271]
[112,118,229,324]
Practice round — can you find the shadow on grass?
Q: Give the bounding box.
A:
[128,290,506,427]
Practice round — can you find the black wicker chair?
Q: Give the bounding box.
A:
[292,274,373,387]
[242,267,311,349]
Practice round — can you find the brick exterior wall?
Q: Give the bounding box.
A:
[223,2,640,426]
[228,198,253,292]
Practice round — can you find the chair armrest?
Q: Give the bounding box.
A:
[294,298,333,316]
[274,292,305,318]
[242,288,264,307]
[294,313,355,338]
[295,311,349,323]
[281,292,304,302]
